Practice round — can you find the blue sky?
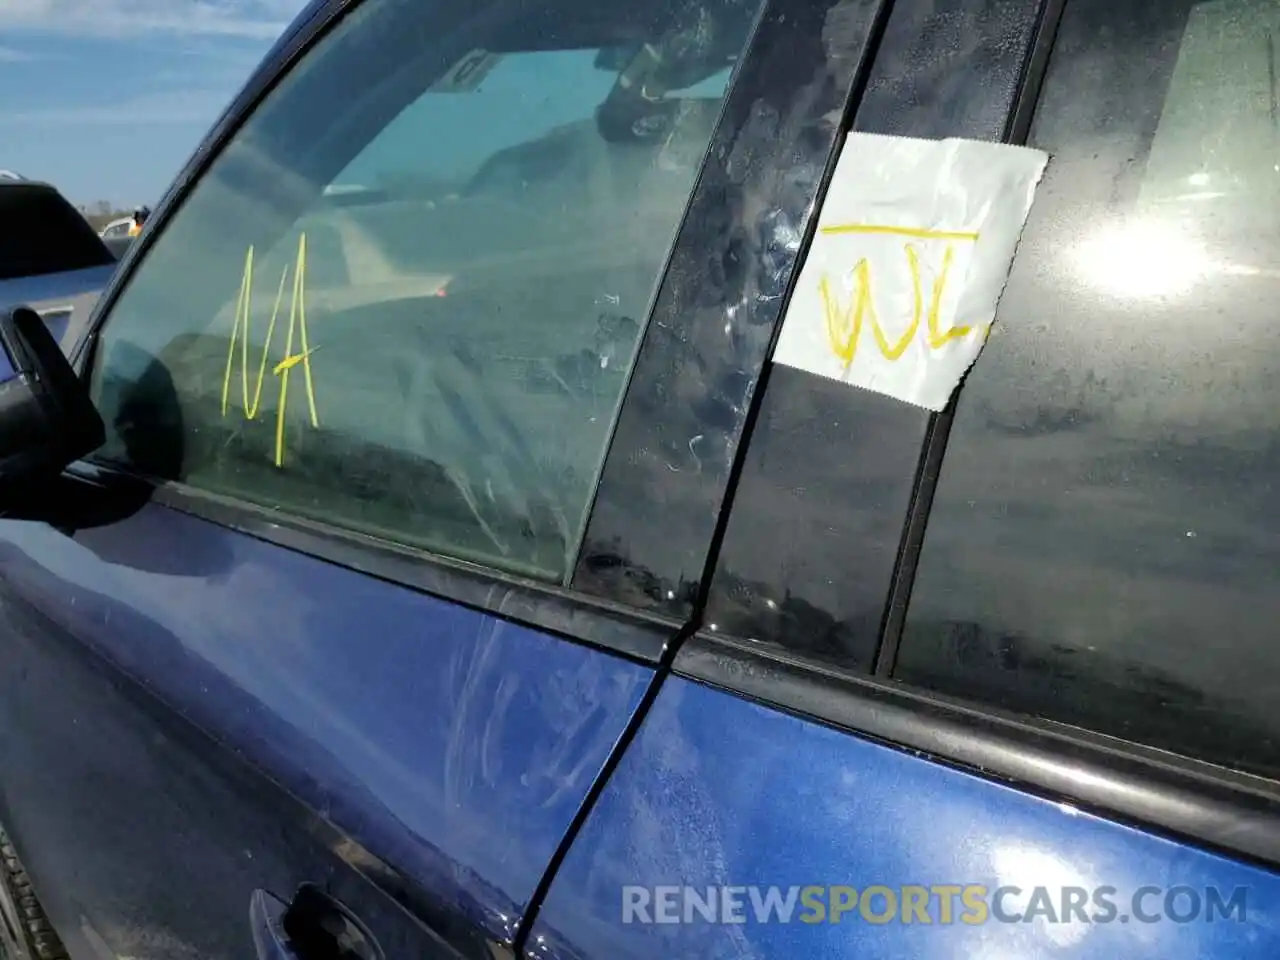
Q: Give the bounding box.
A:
[0,0,310,207]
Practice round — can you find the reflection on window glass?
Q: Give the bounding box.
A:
[899,0,1280,777]
[89,0,761,581]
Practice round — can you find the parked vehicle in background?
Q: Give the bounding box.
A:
[98,217,133,240]
[96,208,151,260]
[100,236,135,261]
[98,217,142,262]
[0,0,1277,958]
[0,178,117,348]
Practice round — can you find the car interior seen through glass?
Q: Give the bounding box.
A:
[88,0,762,583]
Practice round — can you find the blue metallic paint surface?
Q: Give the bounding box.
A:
[0,263,116,345]
[0,264,115,312]
[0,501,650,944]
[532,677,1280,959]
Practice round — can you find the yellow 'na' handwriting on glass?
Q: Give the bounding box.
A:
[220,232,320,468]
[817,224,983,368]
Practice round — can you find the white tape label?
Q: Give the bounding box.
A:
[773,132,1049,411]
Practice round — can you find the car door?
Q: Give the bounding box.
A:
[0,0,776,957]
[0,182,117,340]
[528,0,1280,955]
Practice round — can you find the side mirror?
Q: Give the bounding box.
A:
[0,306,104,484]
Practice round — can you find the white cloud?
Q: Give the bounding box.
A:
[0,0,308,39]
[0,88,232,125]
[0,45,37,61]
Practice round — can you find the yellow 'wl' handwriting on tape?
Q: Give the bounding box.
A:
[220,232,320,467]
[817,224,980,368]
[770,133,1049,412]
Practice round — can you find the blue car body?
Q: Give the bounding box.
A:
[0,0,1276,958]
[0,178,118,346]
[0,264,116,345]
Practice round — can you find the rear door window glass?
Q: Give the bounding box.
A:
[898,0,1280,777]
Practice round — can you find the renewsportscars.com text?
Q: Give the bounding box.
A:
[621,884,1249,926]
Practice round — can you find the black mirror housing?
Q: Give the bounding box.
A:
[0,306,104,483]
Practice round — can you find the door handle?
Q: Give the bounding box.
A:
[250,885,383,960]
